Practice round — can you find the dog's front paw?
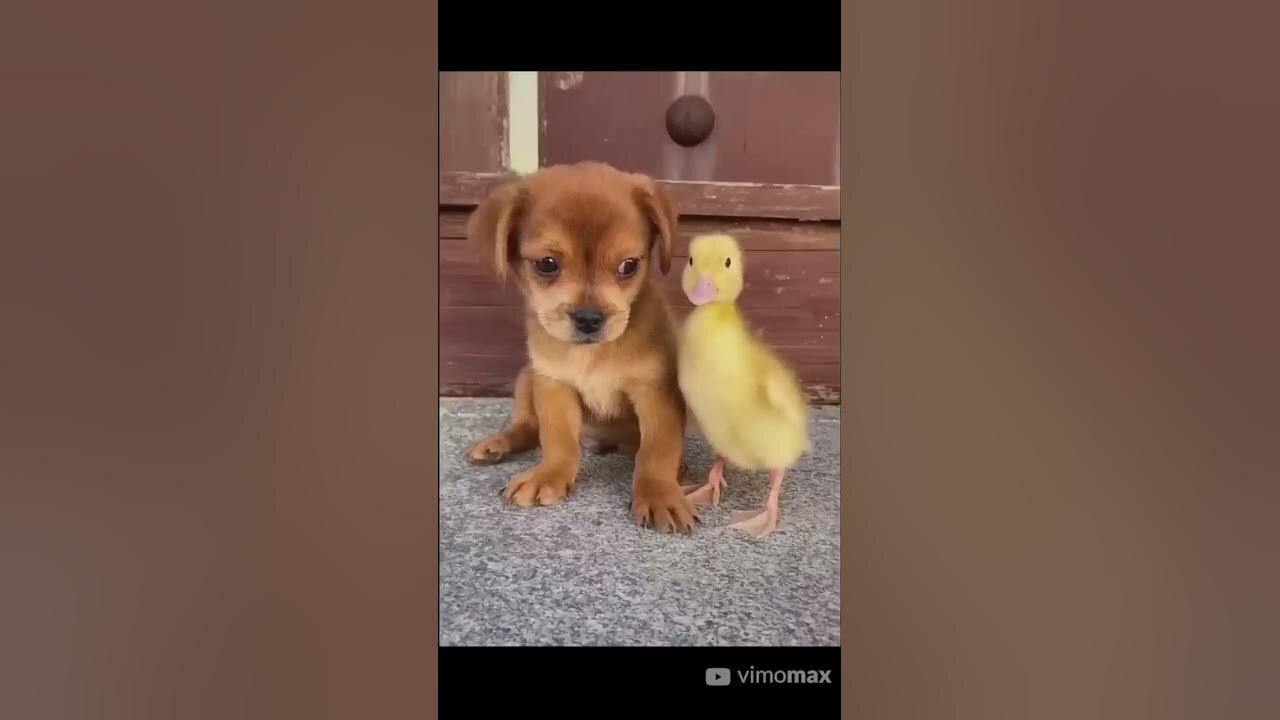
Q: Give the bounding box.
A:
[502,463,576,507]
[631,477,698,534]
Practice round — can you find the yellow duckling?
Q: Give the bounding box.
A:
[677,234,810,539]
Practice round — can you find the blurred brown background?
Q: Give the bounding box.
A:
[439,71,842,402]
[843,2,1280,717]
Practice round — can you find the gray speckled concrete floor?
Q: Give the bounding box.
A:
[439,398,840,646]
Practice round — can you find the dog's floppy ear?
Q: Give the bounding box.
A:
[466,181,526,285]
[630,174,678,275]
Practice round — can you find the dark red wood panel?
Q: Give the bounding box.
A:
[439,72,507,173]
[439,211,840,252]
[439,231,841,403]
[439,200,841,401]
[439,238,838,314]
[442,305,836,355]
[440,171,839,221]
[441,353,840,402]
[440,353,527,397]
[439,305,840,401]
[539,72,840,187]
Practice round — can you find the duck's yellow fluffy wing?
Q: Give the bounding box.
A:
[750,343,811,450]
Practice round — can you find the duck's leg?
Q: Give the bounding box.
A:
[682,456,727,506]
[729,468,785,539]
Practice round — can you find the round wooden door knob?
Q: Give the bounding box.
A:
[665,94,716,147]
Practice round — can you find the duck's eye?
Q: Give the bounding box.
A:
[688,257,693,266]
[533,257,560,277]
[725,257,731,268]
[617,257,640,278]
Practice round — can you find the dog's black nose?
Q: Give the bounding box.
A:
[570,308,605,335]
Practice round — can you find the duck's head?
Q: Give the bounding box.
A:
[681,234,744,306]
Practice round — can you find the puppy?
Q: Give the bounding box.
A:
[464,162,696,533]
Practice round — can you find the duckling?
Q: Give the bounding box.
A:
[677,234,810,539]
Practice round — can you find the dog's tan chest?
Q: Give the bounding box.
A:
[576,377,628,419]
[530,347,659,420]
[531,353,623,418]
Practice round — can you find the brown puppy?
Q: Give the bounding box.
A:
[464,162,696,533]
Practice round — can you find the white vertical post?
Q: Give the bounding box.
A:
[506,72,539,175]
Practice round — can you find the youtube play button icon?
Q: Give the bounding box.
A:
[705,667,731,686]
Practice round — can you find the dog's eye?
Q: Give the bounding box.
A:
[725,257,731,268]
[533,257,559,277]
[617,257,640,278]
[688,257,693,266]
